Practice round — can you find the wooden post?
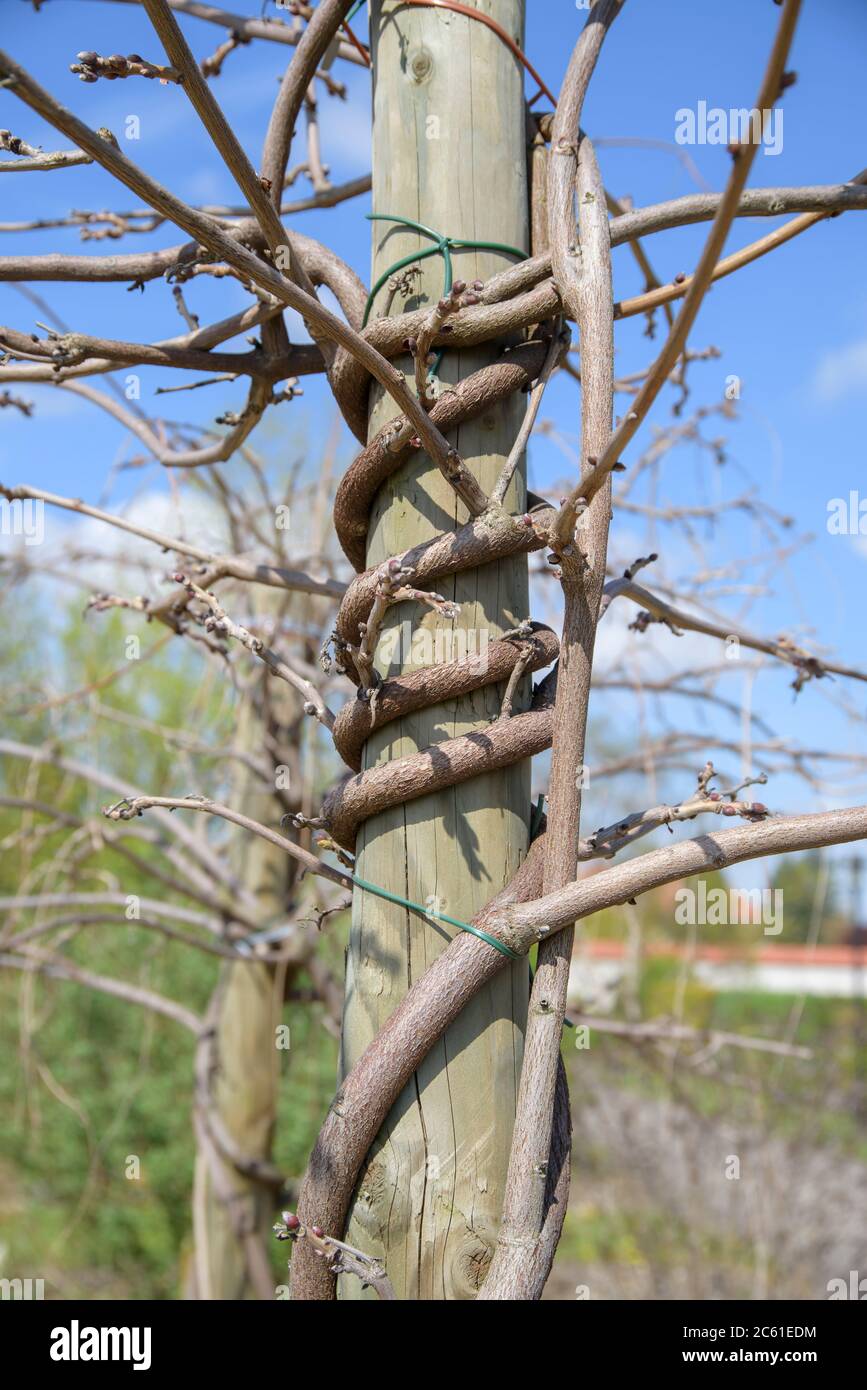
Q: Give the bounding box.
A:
[192,678,284,1300]
[340,0,530,1300]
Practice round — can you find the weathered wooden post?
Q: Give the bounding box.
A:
[192,676,286,1301]
[339,0,531,1299]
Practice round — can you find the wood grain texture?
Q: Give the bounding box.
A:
[339,0,530,1300]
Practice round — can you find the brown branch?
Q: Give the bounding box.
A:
[102,794,352,889]
[566,1013,813,1062]
[0,124,91,171]
[603,575,867,691]
[0,948,201,1033]
[70,50,182,84]
[481,179,867,309]
[0,736,252,907]
[481,0,623,1297]
[0,48,468,482]
[0,483,344,600]
[615,178,867,323]
[260,0,356,211]
[171,573,337,726]
[275,1214,396,1300]
[577,765,770,861]
[292,804,867,1299]
[89,0,367,67]
[550,0,804,545]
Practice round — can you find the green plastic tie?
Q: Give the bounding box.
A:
[351,873,522,961]
[362,210,527,386]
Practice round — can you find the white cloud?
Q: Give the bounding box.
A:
[810,337,867,404]
[0,489,231,607]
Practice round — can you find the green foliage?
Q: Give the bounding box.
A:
[770,851,848,943]
[0,937,207,1297]
[640,957,716,1027]
[0,598,342,1297]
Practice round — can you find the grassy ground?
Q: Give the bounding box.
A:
[547,976,867,1299]
[2,944,864,1298]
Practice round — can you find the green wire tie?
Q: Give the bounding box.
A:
[352,873,522,961]
[351,880,573,1027]
[363,212,526,384]
[351,866,572,1026]
[345,0,366,21]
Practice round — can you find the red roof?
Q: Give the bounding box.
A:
[579,940,867,967]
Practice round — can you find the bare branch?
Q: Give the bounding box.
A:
[171,573,337,725]
[0,948,201,1033]
[550,0,803,545]
[0,483,345,600]
[275,1213,396,1301]
[603,574,867,691]
[102,793,352,889]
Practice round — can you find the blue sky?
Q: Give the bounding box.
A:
[2,0,867,881]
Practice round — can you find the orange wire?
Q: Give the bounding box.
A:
[343,1,556,105]
[341,20,372,66]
